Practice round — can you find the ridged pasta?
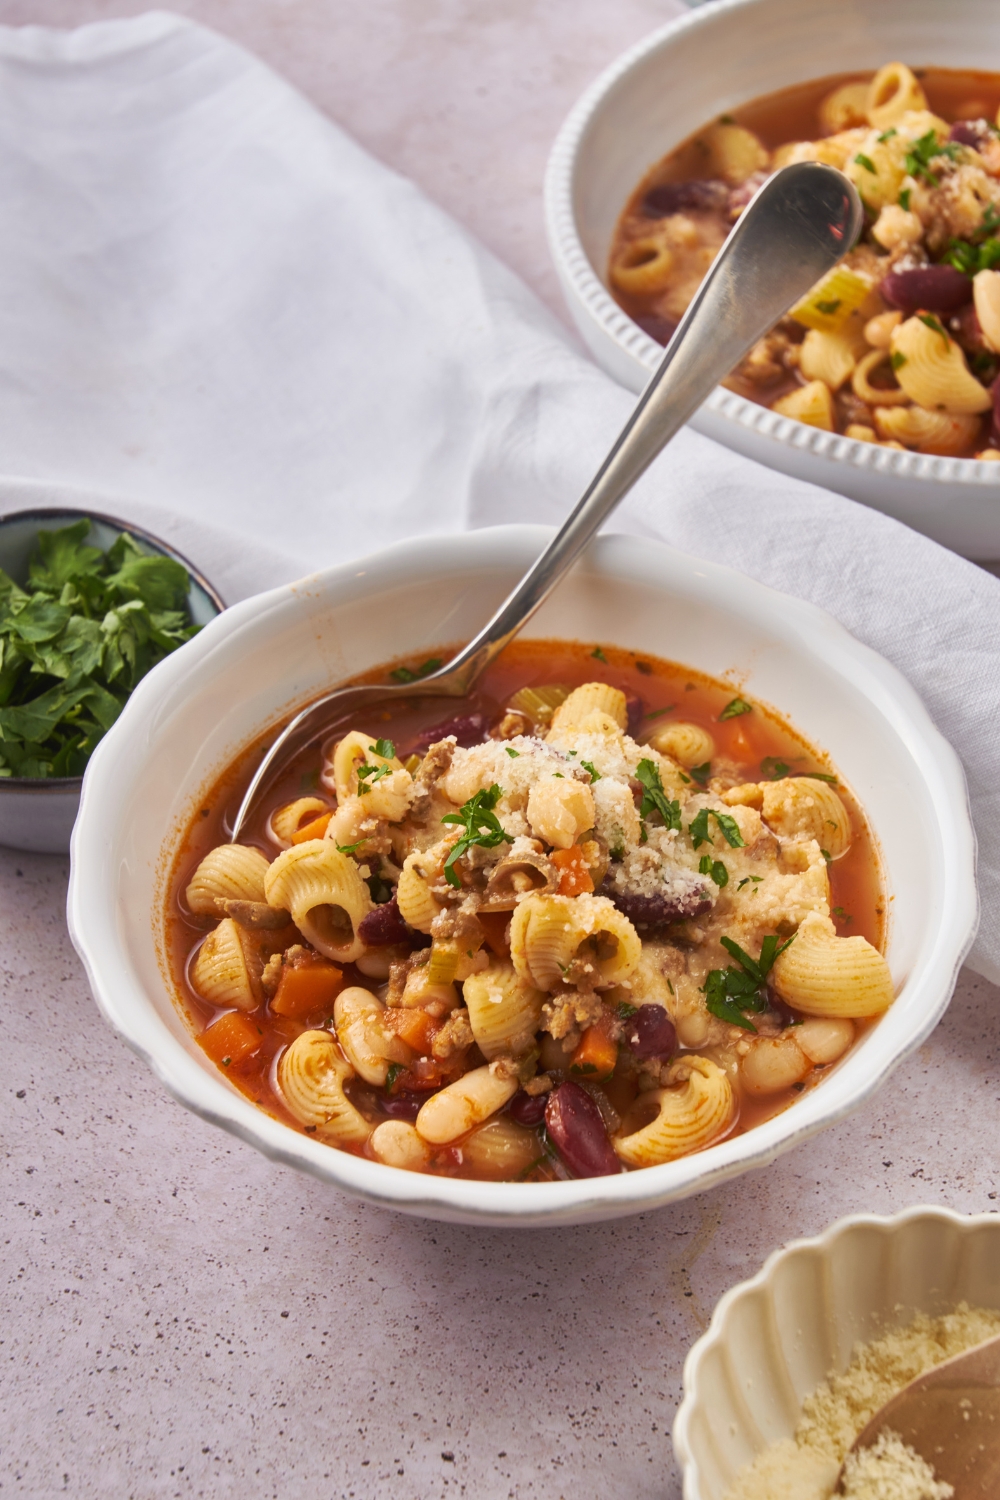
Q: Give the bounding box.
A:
[264,840,372,962]
[190,917,260,1010]
[771,912,894,1018]
[890,316,993,415]
[773,380,835,431]
[268,798,329,848]
[414,1065,518,1145]
[610,238,675,296]
[973,269,1000,355]
[461,1117,541,1179]
[328,731,404,802]
[334,985,390,1086]
[509,892,641,992]
[646,721,715,768]
[873,405,983,456]
[613,1056,734,1167]
[526,777,595,850]
[480,848,557,911]
[760,778,852,859]
[701,121,768,185]
[549,682,628,736]
[852,348,908,407]
[463,959,545,1059]
[186,844,270,914]
[866,63,927,130]
[396,848,444,933]
[798,329,860,392]
[818,80,869,135]
[277,1029,372,1145]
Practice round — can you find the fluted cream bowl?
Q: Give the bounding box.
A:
[674,1207,1000,1499]
[67,526,976,1227]
[545,0,1000,559]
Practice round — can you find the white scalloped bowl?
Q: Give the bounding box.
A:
[67,526,976,1227]
[545,0,1000,560]
[674,1207,1000,1499]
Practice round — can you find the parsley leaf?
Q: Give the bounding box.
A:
[505,747,520,758]
[903,128,959,186]
[800,770,838,785]
[580,759,601,782]
[854,153,877,174]
[815,298,842,315]
[737,875,763,891]
[917,312,949,346]
[440,783,513,888]
[898,187,911,211]
[635,758,681,831]
[890,350,908,371]
[389,657,442,684]
[385,1062,405,1094]
[833,905,853,923]
[688,807,745,850]
[760,756,790,780]
[702,932,795,1033]
[591,647,608,662]
[699,854,728,887]
[615,1001,638,1020]
[689,761,711,788]
[373,737,395,760]
[719,696,752,720]
[336,840,364,855]
[645,703,676,720]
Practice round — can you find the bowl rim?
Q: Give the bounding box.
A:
[543,0,1000,491]
[0,504,225,793]
[672,1203,1000,1499]
[67,524,978,1225]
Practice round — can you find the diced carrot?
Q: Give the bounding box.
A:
[569,1011,618,1081]
[271,959,343,1019]
[478,911,511,958]
[384,1006,439,1055]
[199,1011,263,1068]
[291,811,333,844]
[388,1057,450,1094]
[551,845,595,897]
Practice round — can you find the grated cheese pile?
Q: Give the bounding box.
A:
[724,1303,1000,1500]
[839,1430,953,1500]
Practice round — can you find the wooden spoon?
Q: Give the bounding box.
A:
[838,1332,1000,1496]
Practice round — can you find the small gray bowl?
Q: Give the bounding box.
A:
[0,508,224,855]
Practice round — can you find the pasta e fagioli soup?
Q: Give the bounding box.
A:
[167,640,890,1183]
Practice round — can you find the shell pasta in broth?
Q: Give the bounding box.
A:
[167,640,890,1183]
[609,65,1000,459]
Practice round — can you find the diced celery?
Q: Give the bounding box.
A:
[789,265,876,333]
[508,684,570,726]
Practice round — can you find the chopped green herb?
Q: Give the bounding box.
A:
[357,760,392,794]
[917,312,949,346]
[983,203,1000,235]
[336,840,364,855]
[689,761,712,788]
[689,806,745,850]
[877,128,897,143]
[821,849,832,863]
[580,759,601,782]
[615,1001,638,1020]
[890,350,908,371]
[440,783,513,888]
[552,772,564,779]
[699,854,729,887]
[635,758,681,831]
[372,737,395,760]
[737,875,763,891]
[898,188,911,211]
[645,704,676,720]
[814,298,842,315]
[942,235,1000,276]
[903,128,959,186]
[702,931,796,1033]
[591,647,608,663]
[761,756,790,780]
[389,657,443,684]
[0,519,202,779]
[719,696,752,720]
[505,747,520,758]
[366,871,393,904]
[832,905,853,924]
[854,153,877,174]
[800,770,838,785]
[385,1062,405,1094]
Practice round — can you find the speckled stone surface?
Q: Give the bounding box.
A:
[1,4,999,1498]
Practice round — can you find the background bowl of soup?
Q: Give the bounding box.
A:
[545,0,1000,559]
[66,526,975,1227]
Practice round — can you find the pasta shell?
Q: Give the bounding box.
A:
[396,849,443,934]
[190,917,260,1010]
[873,405,983,456]
[852,348,908,407]
[613,1056,734,1167]
[798,330,860,392]
[327,731,403,802]
[866,63,928,130]
[480,847,557,912]
[610,237,675,296]
[268,798,329,848]
[509,893,641,992]
[277,1029,372,1145]
[333,985,389,1086]
[771,911,894,1018]
[700,121,768,186]
[890,316,992,415]
[760,778,852,859]
[263,840,372,962]
[645,721,715,768]
[549,682,628,736]
[461,1117,542,1180]
[186,844,270,914]
[415,1064,518,1145]
[973,269,1000,356]
[818,81,870,135]
[772,380,835,431]
[463,959,545,1059]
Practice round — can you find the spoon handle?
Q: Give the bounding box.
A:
[432,161,862,694]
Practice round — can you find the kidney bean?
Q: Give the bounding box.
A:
[625,694,644,737]
[880,264,972,315]
[509,1090,547,1127]
[727,169,769,217]
[633,313,678,347]
[599,876,713,929]
[641,179,727,218]
[623,1004,677,1060]
[380,1092,424,1121]
[408,712,489,754]
[949,120,991,150]
[545,1082,620,1178]
[358,896,410,946]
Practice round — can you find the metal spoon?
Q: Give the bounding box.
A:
[839,1331,1000,1496]
[230,161,862,839]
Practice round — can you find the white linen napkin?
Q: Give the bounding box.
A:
[1,12,998,982]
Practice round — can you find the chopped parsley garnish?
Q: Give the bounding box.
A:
[833,905,853,923]
[372,738,395,759]
[800,770,838,785]
[645,703,676,719]
[903,128,959,186]
[737,875,763,891]
[942,235,1000,276]
[0,518,201,778]
[635,758,681,832]
[591,647,608,662]
[699,854,728,888]
[389,657,443,683]
[702,932,795,1033]
[877,128,897,143]
[689,806,745,850]
[917,312,949,346]
[505,747,520,757]
[336,840,364,855]
[689,761,712,788]
[898,188,911,212]
[820,849,832,863]
[815,299,842,315]
[355,738,397,794]
[385,1062,405,1093]
[854,153,877,174]
[761,756,790,780]
[615,1001,638,1020]
[440,783,513,887]
[983,203,1000,235]
[580,759,601,782]
[890,351,908,371]
[719,696,752,720]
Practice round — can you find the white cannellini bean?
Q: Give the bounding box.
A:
[794,1016,854,1065]
[740,1035,809,1095]
[370,1121,431,1172]
[415,1065,518,1145]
